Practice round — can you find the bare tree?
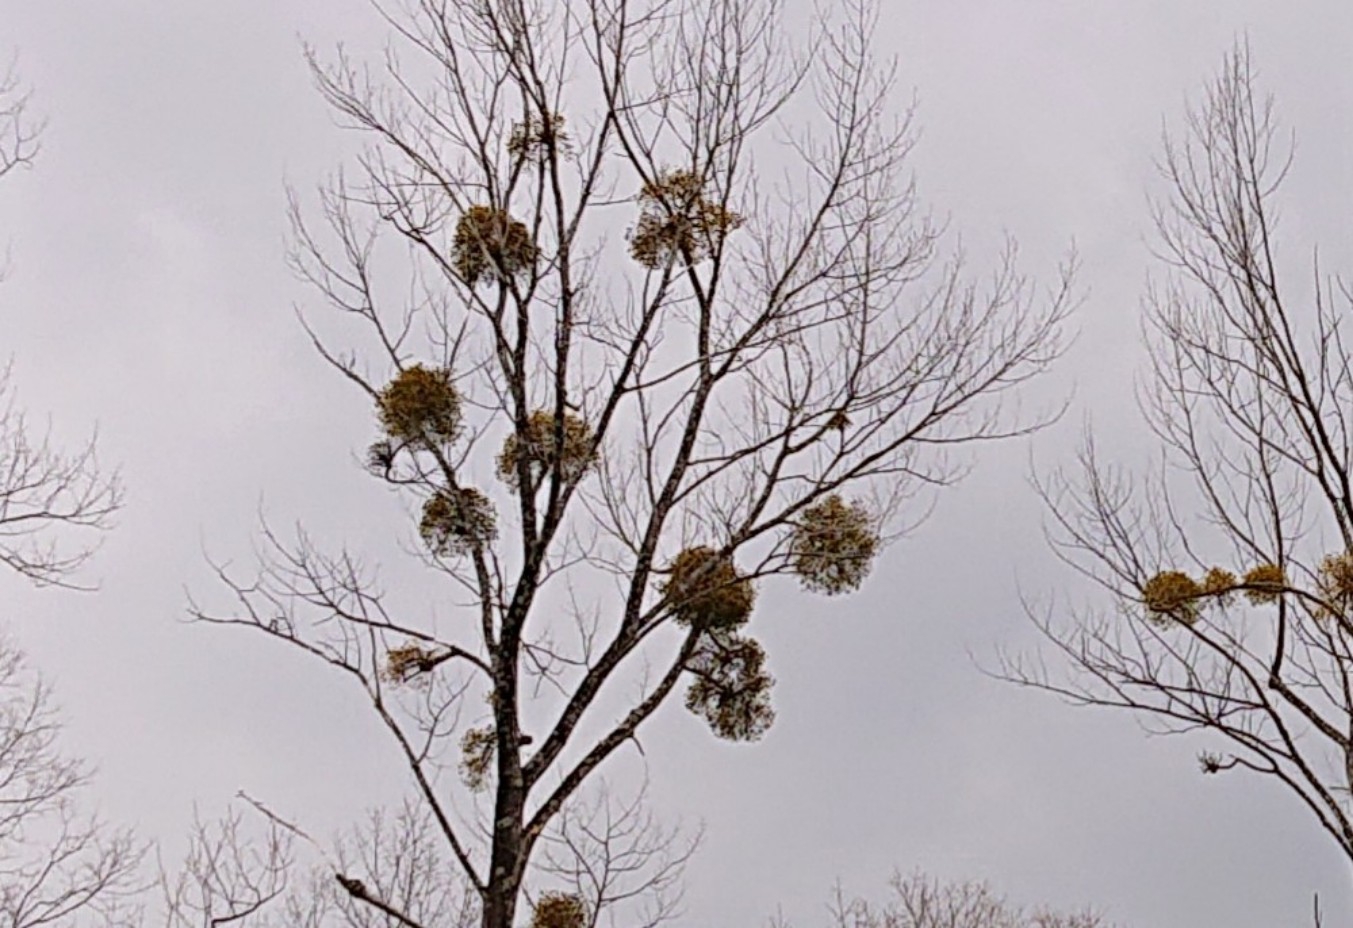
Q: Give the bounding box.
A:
[779,872,1114,928]
[0,64,119,590]
[1003,42,1353,867]
[0,637,143,928]
[192,1,1071,927]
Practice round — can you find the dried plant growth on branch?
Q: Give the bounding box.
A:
[1005,43,1353,867]
[194,1,1071,926]
[496,410,599,492]
[791,495,879,595]
[452,206,540,287]
[661,547,756,631]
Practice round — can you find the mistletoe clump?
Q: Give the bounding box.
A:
[628,168,744,269]
[452,205,539,286]
[662,546,756,630]
[459,726,495,792]
[381,642,438,686]
[377,365,463,444]
[1141,570,1203,626]
[1242,562,1285,605]
[1317,551,1353,618]
[495,410,598,491]
[789,494,879,595]
[531,893,588,928]
[684,631,775,741]
[508,112,570,160]
[419,487,498,557]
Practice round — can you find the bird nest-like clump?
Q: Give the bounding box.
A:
[381,642,439,686]
[452,205,539,286]
[508,112,571,161]
[495,410,598,491]
[789,494,879,595]
[420,487,498,557]
[1242,562,1285,605]
[684,630,774,742]
[377,364,463,445]
[531,893,588,928]
[459,726,495,792]
[1316,551,1353,619]
[1141,570,1203,627]
[661,546,756,631]
[628,168,744,269]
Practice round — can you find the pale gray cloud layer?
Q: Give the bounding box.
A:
[3,2,1352,926]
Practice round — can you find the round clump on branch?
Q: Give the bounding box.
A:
[495,410,599,492]
[789,494,879,595]
[531,893,588,928]
[1317,551,1353,619]
[1140,570,1203,626]
[381,642,438,686]
[377,365,463,445]
[661,546,756,631]
[684,631,775,742]
[459,726,495,792]
[452,205,539,286]
[628,168,744,269]
[1242,562,1285,605]
[419,487,498,557]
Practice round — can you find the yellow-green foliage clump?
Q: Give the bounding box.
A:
[508,112,570,161]
[452,205,539,286]
[628,168,744,269]
[420,487,497,557]
[1242,562,1285,605]
[495,410,598,491]
[459,726,495,792]
[377,365,463,444]
[381,642,438,686]
[1141,570,1203,626]
[684,631,774,741]
[1317,551,1353,618]
[662,546,756,631]
[790,494,879,595]
[531,893,588,928]
[1200,567,1237,607]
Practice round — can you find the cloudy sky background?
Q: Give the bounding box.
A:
[4,1,1353,926]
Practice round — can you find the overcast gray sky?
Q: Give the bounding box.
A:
[4,2,1353,926]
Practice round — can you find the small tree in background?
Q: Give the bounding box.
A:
[194,0,1072,926]
[796,872,1114,928]
[1005,42,1353,868]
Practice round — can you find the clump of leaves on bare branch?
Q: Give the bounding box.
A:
[452,206,539,286]
[531,892,588,928]
[790,495,879,595]
[1240,563,1284,605]
[628,169,744,269]
[460,726,495,793]
[684,631,774,741]
[377,364,463,445]
[1139,570,1203,627]
[382,641,439,686]
[662,547,756,631]
[495,410,598,492]
[421,487,498,557]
